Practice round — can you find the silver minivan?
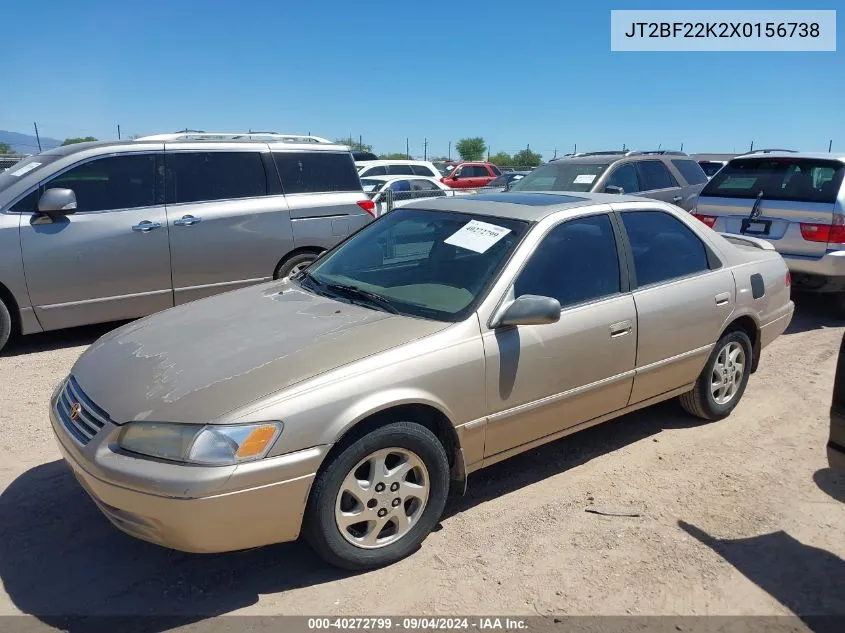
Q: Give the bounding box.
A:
[694,152,845,313]
[0,132,374,352]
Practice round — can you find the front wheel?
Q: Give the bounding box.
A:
[303,422,449,570]
[274,252,318,280]
[679,329,752,421]
[0,299,12,354]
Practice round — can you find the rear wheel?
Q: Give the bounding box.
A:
[274,252,319,280]
[0,299,11,354]
[303,422,449,570]
[680,329,752,420]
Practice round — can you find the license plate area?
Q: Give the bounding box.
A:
[741,219,771,235]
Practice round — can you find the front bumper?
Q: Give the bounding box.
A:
[50,395,328,553]
[783,251,845,292]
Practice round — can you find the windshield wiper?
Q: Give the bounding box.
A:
[324,283,400,314]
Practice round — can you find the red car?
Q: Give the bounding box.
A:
[441,162,502,189]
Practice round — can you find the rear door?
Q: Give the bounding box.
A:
[635,160,685,207]
[165,148,293,304]
[669,158,708,209]
[695,157,845,259]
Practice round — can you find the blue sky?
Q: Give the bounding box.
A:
[1,0,842,159]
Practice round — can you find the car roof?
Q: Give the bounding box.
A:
[356,159,433,165]
[35,138,351,156]
[545,154,625,164]
[360,175,438,182]
[691,153,737,161]
[403,191,644,222]
[730,151,845,163]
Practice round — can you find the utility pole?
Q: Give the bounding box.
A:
[359,134,363,151]
[406,138,410,159]
[117,124,121,140]
[33,122,42,152]
[574,143,577,154]
[830,139,833,153]
[423,138,428,161]
[448,141,451,161]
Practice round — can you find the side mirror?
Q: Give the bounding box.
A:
[38,188,77,216]
[451,174,460,180]
[604,185,624,194]
[493,294,561,328]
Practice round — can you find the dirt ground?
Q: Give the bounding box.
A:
[1,294,844,626]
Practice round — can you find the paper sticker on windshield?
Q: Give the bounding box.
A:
[573,174,595,184]
[445,220,511,253]
[8,162,41,177]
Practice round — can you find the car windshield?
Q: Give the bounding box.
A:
[510,162,609,192]
[360,178,386,193]
[701,157,845,203]
[302,208,529,322]
[0,154,60,193]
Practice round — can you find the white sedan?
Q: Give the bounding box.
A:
[360,175,461,216]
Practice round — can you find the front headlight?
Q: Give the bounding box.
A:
[117,421,283,466]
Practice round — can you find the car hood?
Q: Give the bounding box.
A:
[71,281,450,425]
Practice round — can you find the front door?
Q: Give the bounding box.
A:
[19,152,173,331]
[482,213,637,457]
[615,206,736,403]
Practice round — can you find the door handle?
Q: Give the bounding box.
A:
[715,292,731,306]
[131,221,162,232]
[174,215,202,226]
[610,320,633,338]
[672,195,683,203]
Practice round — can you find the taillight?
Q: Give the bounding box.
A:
[693,214,717,228]
[800,216,845,243]
[357,199,376,217]
[785,270,791,287]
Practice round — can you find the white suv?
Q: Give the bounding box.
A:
[356,160,442,179]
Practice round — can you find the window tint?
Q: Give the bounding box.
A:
[621,211,709,286]
[605,163,640,193]
[514,215,620,308]
[273,152,362,194]
[671,159,709,185]
[701,157,844,203]
[361,165,388,177]
[388,164,415,175]
[636,160,678,191]
[474,166,490,177]
[166,152,265,204]
[411,164,438,177]
[49,154,158,212]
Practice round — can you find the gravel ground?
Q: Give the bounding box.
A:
[1,295,844,627]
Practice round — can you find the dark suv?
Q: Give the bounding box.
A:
[509,150,708,211]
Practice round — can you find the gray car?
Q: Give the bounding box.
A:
[693,152,845,313]
[0,132,374,352]
[511,150,708,211]
[51,192,793,570]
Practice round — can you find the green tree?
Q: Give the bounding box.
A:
[61,136,98,146]
[0,142,13,154]
[512,148,543,167]
[378,152,411,160]
[455,137,486,161]
[488,152,513,166]
[335,138,373,153]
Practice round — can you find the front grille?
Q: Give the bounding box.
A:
[56,376,109,445]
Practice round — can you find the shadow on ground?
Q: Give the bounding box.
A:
[679,521,845,633]
[785,293,845,335]
[813,467,845,504]
[0,322,126,357]
[1,400,703,629]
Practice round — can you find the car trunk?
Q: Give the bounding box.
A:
[696,156,845,259]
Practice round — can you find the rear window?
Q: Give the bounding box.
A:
[510,162,609,193]
[273,152,362,194]
[388,164,415,176]
[701,157,844,203]
[671,159,709,185]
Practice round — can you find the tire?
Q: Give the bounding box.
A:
[273,252,318,280]
[303,422,450,570]
[0,299,11,354]
[680,329,753,421]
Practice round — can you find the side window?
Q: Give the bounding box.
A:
[388,180,411,192]
[514,214,621,308]
[49,154,158,212]
[621,210,710,286]
[490,165,502,176]
[273,152,362,194]
[671,159,708,185]
[473,166,489,177]
[166,152,266,204]
[361,165,388,177]
[412,165,438,177]
[388,164,415,176]
[410,180,445,197]
[605,163,640,193]
[636,160,679,191]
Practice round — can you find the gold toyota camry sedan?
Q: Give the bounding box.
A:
[50,192,794,569]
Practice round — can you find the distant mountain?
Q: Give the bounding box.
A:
[0,130,62,154]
